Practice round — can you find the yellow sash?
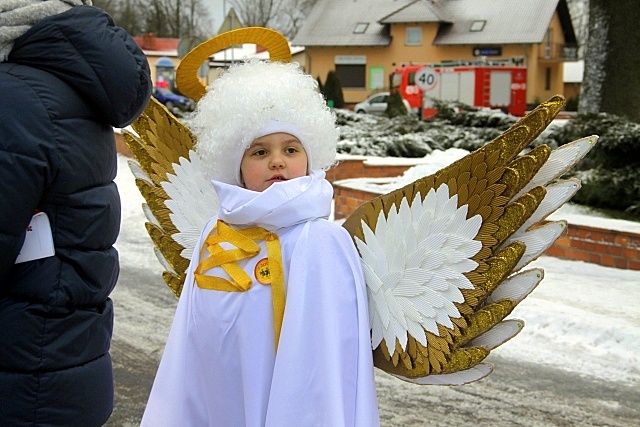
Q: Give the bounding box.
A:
[194,220,285,351]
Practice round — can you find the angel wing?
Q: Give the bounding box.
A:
[123,97,218,296]
[342,95,598,385]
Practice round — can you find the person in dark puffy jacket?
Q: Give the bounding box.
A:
[0,1,151,425]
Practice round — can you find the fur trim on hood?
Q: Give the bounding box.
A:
[0,0,91,62]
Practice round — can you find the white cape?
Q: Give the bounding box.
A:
[141,171,380,426]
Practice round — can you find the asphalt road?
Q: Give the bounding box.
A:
[105,253,640,427]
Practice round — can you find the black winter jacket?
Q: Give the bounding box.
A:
[0,6,151,426]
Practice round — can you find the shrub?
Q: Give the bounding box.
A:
[432,99,517,129]
[538,112,640,214]
[323,71,345,108]
[573,167,640,215]
[565,95,579,111]
[384,91,408,118]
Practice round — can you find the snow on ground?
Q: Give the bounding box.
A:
[502,255,639,385]
[116,151,640,386]
[335,148,470,194]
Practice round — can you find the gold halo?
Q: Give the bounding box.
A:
[176,27,292,101]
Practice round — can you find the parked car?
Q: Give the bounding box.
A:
[354,91,412,115]
[152,87,195,112]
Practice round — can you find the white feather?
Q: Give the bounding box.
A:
[487,268,544,303]
[142,203,161,228]
[122,126,138,138]
[158,151,219,259]
[154,247,177,274]
[173,228,207,258]
[468,319,524,350]
[392,363,494,385]
[508,221,567,271]
[517,179,581,232]
[127,159,153,185]
[359,183,483,355]
[513,135,598,200]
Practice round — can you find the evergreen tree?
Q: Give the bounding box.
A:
[324,71,344,108]
[384,91,408,118]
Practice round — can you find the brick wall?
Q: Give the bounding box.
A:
[327,158,412,182]
[332,184,368,220]
[334,186,379,220]
[331,175,640,272]
[546,224,640,270]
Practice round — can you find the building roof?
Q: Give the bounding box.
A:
[133,34,180,56]
[293,0,575,47]
[433,0,559,45]
[292,0,400,46]
[379,0,451,24]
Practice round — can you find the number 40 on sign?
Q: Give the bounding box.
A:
[415,67,438,91]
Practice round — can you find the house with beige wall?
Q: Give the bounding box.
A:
[292,0,577,108]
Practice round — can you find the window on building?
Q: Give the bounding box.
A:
[470,20,486,32]
[335,64,366,89]
[353,23,368,34]
[406,27,422,46]
[545,28,553,58]
[545,67,551,90]
[390,72,402,89]
[407,71,417,86]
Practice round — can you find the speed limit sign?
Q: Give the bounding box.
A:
[415,67,437,91]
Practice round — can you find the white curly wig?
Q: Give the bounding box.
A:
[191,59,339,186]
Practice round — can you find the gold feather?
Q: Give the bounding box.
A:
[123,97,197,293]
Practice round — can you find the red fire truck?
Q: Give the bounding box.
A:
[390,58,527,119]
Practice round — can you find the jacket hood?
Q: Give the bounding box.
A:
[8,5,150,127]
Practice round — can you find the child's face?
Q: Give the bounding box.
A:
[240,132,308,192]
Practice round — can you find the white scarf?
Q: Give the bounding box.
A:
[212,170,333,231]
[0,0,92,62]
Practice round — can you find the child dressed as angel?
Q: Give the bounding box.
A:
[141,60,380,426]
